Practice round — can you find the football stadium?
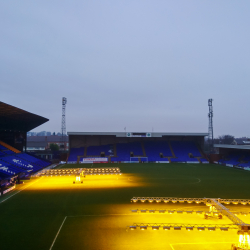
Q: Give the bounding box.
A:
[1,101,250,250]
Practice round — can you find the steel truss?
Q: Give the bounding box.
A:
[131,197,250,205]
[210,199,249,228]
[130,196,250,249]
[82,167,121,175]
[130,223,238,230]
[131,209,249,215]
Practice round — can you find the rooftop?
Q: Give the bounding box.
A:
[0,101,49,132]
[214,144,250,150]
[68,132,208,137]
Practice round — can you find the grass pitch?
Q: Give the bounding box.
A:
[0,163,250,250]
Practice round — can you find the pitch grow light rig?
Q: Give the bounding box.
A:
[129,197,250,250]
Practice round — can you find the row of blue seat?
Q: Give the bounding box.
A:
[0,153,51,177]
[68,147,85,161]
[0,144,16,156]
[219,153,250,168]
[69,141,207,163]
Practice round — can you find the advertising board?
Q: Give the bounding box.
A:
[81,158,108,163]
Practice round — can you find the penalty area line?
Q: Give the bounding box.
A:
[0,177,43,204]
[49,216,67,250]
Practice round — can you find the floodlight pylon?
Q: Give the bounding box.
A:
[208,99,214,151]
[61,97,67,149]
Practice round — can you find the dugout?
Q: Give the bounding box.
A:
[0,101,49,152]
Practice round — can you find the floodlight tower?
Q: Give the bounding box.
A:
[61,97,67,148]
[208,99,213,149]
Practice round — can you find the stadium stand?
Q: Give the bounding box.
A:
[0,160,21,176]
[70,141,209,163]
[219,153,240,165]
[144,141,172,162]
[0,140,21,153]
[87,144,113,156]
[0,102,50,180]
[170,141,200,162]
[0,151,5,157]
[68,147,85,162]
[0,142,51,177]
[0,144,7,150]
[68,132,209,164]
[218,152,250,168]
[200,158,209,163]
[17,153,50,168]
[112,142,143,162]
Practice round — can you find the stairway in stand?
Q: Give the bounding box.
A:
[113,143,117,157]
[168,141,176,158]
[141,142,147,157]
[84,147,87,157]
[0,140,21,153]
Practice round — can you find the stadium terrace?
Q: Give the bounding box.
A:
[67,132,209,164]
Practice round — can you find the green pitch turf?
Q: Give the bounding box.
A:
[0,163,250,250]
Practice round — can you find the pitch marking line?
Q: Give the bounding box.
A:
[0,177,43,204]
[50,213,171,249]
[50,215,234,250]
[49,216,67,250]
[49,215,132,250]
[170,244,175,250]
[170,242,233,249]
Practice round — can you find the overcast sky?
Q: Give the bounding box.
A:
[1,1,250,137]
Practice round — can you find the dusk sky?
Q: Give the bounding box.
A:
[1,1,250,137]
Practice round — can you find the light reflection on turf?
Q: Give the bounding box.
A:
[28,175,142,190]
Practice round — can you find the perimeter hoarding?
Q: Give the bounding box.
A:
[81,158,108,163]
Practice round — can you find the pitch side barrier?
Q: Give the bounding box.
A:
[131,197,250,205]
